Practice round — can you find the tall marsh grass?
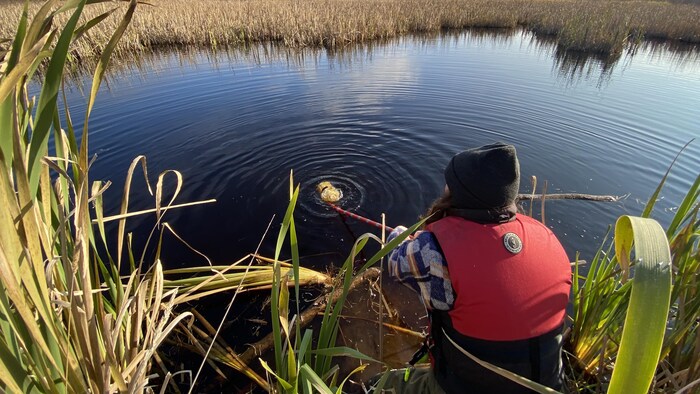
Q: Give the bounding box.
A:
[1,0,699,59]
[0,0,189,391]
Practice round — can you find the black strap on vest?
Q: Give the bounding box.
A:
[529,337,541,383]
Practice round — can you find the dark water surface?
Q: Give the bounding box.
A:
[64,30,699,269]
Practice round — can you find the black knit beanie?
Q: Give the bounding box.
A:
[444,142,520,209]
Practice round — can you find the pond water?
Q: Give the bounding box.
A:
[68,29,699,269]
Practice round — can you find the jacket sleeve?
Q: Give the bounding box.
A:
[386,228,455,311]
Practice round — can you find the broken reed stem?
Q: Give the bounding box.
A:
[93,198,217,223]
[528,176,537,217]
[239,267,381,365]
[541,180,548,225]
[379,214,386,363]
[378,287,396,321]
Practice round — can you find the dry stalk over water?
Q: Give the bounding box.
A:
[1,0,699,58]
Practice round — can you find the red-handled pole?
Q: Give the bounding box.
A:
[326,203,395,233]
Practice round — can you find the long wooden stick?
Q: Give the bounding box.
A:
[92,198,217,223]
[516,193,624,202]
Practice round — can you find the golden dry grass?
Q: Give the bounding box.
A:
[1,0,699,58]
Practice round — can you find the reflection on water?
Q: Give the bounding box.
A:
[68,28,700,88]
[525,33,623,87]
[553,49,617,87]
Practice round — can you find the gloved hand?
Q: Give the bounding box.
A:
[387,225,408,243]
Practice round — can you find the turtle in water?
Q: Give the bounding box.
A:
[316,181,342,203]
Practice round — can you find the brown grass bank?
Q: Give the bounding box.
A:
[1,0,699,59]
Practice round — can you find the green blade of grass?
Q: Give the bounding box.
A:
[260,359,293,391]
[299,364,333,394]
[84,0,137,122]
[288,173,302,349]
[298,329,313,366]
[608,216,673,394]
[0,97,13,173]
[272,183,300,383]
[642,140,692,218]
[7,3,28,70]
[311,347,381,364]
[279,271,298,388]
[0,3,28,170]
[20,0,59,56]
[336,364,367,394]
[667,174,700,237]
[73,7,117,42]
[290,206,302,347]
[358,218,426,273]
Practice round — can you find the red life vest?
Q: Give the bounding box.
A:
[426,214,571,341]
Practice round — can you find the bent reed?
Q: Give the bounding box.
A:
[1,0,699,58]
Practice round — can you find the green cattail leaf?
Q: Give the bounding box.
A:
[290,198,302,348]
[272,182,300,380]
[299,364,333,394]
[667,173,700,237]
[7,2,28,71]
[28,0,86,197]
[0,3,28,169]
[73,7,117,42]
[20,0,58,56]
[641,141,691,218]
[0,97,13,172]
[336,364,367,394]
[260,359,293,390]
[311,347,381,363]
[298,329,314,365]
[85,0,137,118]
[608,216,672,394]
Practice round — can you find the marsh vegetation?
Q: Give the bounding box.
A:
[0,0,699,60]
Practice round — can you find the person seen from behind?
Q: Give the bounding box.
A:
[378,142,572,393]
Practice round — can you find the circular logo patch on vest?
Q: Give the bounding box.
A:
[503,232,523,254]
